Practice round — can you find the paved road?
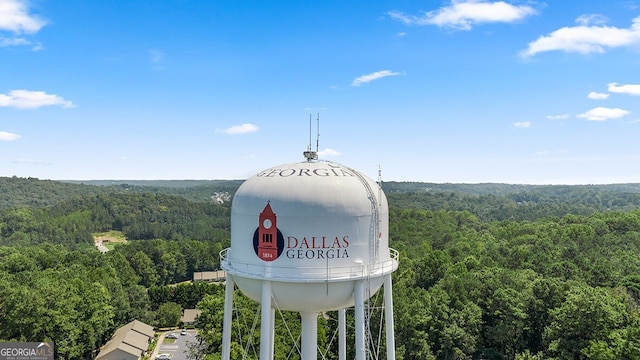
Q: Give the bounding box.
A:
[152,330,198,360]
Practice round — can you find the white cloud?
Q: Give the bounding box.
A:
[0,36,27,46]
[622,1,639,11]
[0,0,47,50]
[587,91,609,100]
[607,82,640,96]
[31,40,42,51]
[513,121,531,128]
[0,131,21,141]
[388,1,537,31]
[318,148,341,157]
[216,123,259,135]
[0,36,41,50]
[0,90,75,109]
[351,70,402,86]
[576,14,608,26]
[577,106,630,121]
[521,15,640,57]
[0,0,46,33]
[546,114,570,120]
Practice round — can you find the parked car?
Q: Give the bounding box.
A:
[165,332,178,339]
[180,328,187,336]
[156,354,172,360]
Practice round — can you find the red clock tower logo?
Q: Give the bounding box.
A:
[253,202,284,261]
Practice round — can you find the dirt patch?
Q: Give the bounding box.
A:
[94,236,124,243]
[93,230,127,244]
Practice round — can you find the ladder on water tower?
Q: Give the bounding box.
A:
[349,166,380,265]
[343,163,386,360]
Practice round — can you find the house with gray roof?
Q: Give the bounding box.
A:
[95,320,155,360]
[192,270,226,282]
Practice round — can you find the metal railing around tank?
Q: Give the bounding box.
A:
[219,248,399,282]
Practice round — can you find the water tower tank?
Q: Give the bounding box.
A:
[220,159,398,360]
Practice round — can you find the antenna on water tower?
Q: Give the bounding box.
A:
[303,113,320,161]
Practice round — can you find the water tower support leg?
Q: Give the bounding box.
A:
[269,309,275,360]
[338,308,346,360]
[354,280,366,360]
[221,274,235,360]
[301,311,318,360]
[260,281,273,360]
[384,274,396,360]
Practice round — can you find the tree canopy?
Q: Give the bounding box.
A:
[2,176,640,359]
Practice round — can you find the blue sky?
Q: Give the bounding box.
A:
[2,0,640,184]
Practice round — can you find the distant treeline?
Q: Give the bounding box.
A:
[383,181,640,196]
[5,176,640,215]
[387,190,640,222]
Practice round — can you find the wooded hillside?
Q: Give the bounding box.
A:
[2,176,640,359]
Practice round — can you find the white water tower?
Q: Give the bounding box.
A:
[220,149,398,360]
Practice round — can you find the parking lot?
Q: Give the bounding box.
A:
[153,330,197,360]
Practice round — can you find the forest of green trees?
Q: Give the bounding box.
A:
[2,176,640,359]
